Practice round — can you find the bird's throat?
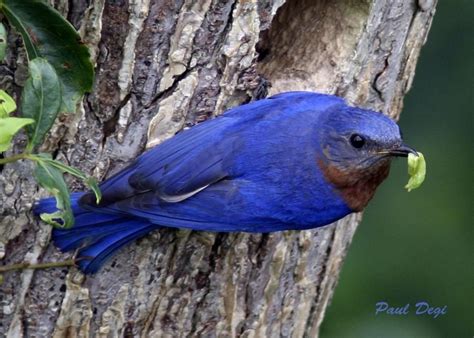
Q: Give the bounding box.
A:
[317,159,391,212]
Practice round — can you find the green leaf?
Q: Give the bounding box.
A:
[34,160,74,228]
[32,153,102,204]
[0,22,6,61]
[85,177,102,204]
[405,152,426,192]
[21,58,61,150]
[0,117,34,152]
[34,153,87,178]
[0,89,16,118]
[1,0,94,112]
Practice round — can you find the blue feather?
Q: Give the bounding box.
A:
[35,193,157,274]
[75,222,158,274]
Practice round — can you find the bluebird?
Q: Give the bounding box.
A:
[35,92,417,273]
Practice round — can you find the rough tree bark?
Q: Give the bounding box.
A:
[0,0,436,336]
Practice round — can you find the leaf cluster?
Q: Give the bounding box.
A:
[0,0,99,227]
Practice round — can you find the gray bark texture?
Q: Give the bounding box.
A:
[0,0,436,336]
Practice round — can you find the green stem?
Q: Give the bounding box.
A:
[25,142,34,154]
[0,259,76,273]
[0,152,31,164]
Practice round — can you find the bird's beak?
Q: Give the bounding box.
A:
[389,143,418,157]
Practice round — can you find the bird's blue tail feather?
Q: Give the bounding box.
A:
[34,192,157,274]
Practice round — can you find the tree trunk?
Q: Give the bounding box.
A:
[0,0,436,336]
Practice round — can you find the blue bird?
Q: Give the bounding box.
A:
[35,92,417,273]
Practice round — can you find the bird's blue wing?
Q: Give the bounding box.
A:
[82,92,327,207]
[80,114,241,207]
[107,179,249,232]
[128,129,243,202]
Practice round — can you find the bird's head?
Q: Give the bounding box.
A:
[317,104,417,211]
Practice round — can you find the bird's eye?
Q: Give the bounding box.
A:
[350,134,365,148]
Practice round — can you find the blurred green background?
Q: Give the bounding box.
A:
[321,1,473,337]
